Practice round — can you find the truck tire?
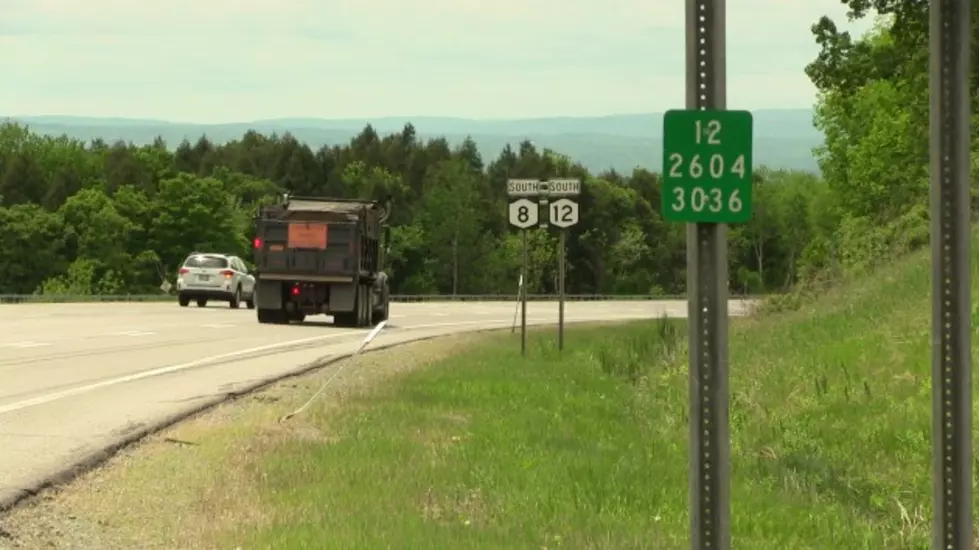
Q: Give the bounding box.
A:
[257,307,284,324]
[354,285,369,328]
[334,312,354,327]
[334,284,369,328]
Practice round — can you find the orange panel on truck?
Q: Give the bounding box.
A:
[287,222,328,249]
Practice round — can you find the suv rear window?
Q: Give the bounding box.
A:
[183,255,229,268]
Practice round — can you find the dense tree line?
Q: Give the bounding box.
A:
[801,3,978,286]
[0,120,832,297]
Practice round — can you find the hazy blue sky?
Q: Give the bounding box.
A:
[2,0,873,122]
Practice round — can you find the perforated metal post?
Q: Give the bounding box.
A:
[929,0,971,547]
[686,0,730,549]
[521,229,528,356]
[558,229,566,350]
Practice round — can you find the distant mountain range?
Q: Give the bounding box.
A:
[5,109,822,174]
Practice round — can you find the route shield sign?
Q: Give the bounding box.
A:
[508,198,538,229]
[662,109,753,223]
[549,198,578,228]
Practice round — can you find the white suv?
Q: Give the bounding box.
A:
[176,253,256,309]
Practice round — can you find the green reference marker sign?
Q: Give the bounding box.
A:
[662,109,753,223]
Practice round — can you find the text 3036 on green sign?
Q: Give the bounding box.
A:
[661,109,753,223]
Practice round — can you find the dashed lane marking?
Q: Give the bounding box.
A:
[0,342,51,348]
[110,330,155,337]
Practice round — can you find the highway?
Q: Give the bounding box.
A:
[0,299,752,509]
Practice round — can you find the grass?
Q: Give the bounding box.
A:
[3,242,973,549]
[215,243,955,549]
[244,321,687,550]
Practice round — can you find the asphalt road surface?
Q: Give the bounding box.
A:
[0,299,752,509]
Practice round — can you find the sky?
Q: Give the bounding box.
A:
[1,0,874,123]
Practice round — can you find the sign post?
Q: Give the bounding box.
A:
[507,193,538,356]
[512,274,523,333]
[929,0,972,547]
[549,196,579,350]
[507,178,581,353]
[662,1,751,548]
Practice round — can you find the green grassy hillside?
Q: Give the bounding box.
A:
[722,242,950,548]
[220,244,960,548]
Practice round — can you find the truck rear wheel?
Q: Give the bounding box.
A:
[335,284,369,328]
[257,307,285,324]
[333,312,353,327]
[358,283,371,327]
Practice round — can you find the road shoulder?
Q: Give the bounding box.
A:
[0,330,496,550]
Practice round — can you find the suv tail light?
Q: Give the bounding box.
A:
[178,268,189,275]
[253,237,262,248]
[221,270,234,278]
[291,284,300,296]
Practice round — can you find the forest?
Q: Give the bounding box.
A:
[0,3,953,299]
[0,121,823,298]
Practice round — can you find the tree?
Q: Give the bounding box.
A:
[149,173,249,272]
[0,119,833,298]
[0,204,66,294]
[419,157,486,295]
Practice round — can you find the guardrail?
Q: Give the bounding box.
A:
[0,293,765,304]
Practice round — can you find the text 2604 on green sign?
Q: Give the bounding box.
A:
[661,109,753,223]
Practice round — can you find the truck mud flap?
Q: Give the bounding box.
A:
[256,279,283,309]
[329,282,356,313]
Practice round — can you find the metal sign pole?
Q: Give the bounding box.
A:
[929,0,972,547]
[545,181,580,351]
[521,228,528,357]
[512,274,522,333]
[558,229,566,350]
[686,0,730,549]
[506,181,542,355]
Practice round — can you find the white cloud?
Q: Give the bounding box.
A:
[0,0,873,121]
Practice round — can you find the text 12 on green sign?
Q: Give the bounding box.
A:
[661,109,753,223]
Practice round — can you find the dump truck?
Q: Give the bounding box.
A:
[251,194,391,327]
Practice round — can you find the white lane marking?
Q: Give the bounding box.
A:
[0,330,358,416]
[0,341,51,348]
[201,324,236,329]
[112,330,155,337]
[0,312,661,416]
[432,312,450,317]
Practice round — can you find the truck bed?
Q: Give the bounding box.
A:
[255,220,358,279]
